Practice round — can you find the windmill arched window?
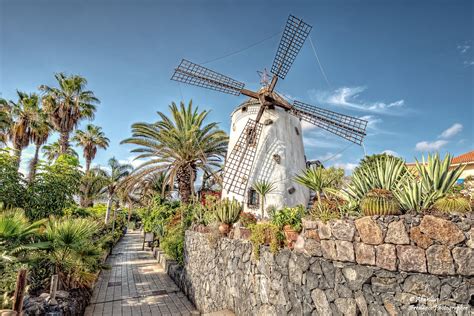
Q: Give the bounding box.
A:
[247,188,259,209]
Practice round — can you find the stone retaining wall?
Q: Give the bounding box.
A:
[167,214,473,315]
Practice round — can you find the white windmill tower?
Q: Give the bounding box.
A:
[171,15,368,215]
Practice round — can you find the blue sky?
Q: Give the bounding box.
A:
[1,0,473,174]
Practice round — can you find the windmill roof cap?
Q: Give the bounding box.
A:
[230,90,290,116]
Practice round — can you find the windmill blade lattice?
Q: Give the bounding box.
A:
[171,59,245,96]
[223,119,264,196]
[292,100,368,145]
[271,15,312,80]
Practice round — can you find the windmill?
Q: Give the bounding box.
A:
[171,15,368,213]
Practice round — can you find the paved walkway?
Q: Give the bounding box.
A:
[85,231,198,316]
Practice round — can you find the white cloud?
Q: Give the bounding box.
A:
[463,61,474,66]
[439,123,463,139]
[333,162,358,173]
[415,140,448,152]
[457,44,471,54]
[381,150,399,157]
[310,86,405,114]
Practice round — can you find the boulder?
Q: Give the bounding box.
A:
[355,217,384,245]
[426,245,455,275]
[384,220,409,244]
[419,215,465,246]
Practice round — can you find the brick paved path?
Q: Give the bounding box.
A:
[85,231,198,316]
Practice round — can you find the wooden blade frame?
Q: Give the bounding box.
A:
[223,119,264,196]
[171,59,245,96]
[293,101,368,145]
[271,15,312,80]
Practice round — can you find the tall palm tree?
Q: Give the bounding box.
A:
[28,108,51,182]
[121,101,228,203]
[2,91,40,165]
[42,141,78,162]
[100,158,132,224]
[40,73,99,154]
[73,124,109,173]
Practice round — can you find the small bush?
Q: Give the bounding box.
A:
[160,225,185,265]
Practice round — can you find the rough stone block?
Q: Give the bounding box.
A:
[334,298,357,316]
[311,288,331,315]
[304,239,322,257]
[403,274,441,298]
[302,218,318,230]
[384,220,409,244]
[397,245,427,273]
[321,240,337,260]
[355,217,384,245]
[331,220,355,241]
[354,242,375,266]
[335,240,355,262]
[426,245,455,275]
[419,215,465,246]
[466,228,474,249]
[375,244,396,271]
[452,247,473,276]
[304,229,320,241]
[371,277,399,293]
[409,226,433,249]
[317,221,332,239]
[342,266,373,290]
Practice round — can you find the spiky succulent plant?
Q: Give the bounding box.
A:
[360,189,400,216]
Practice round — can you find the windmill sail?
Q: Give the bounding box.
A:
[292,100,368,145]
[171,59,245,96]
[223,119,264,196]
[271,15,312,80]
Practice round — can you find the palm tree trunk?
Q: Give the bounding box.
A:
[13,144,22,170]
[85,158,91,173]
[176,165,192,203]
[105,194,113,224]
[59,129,70,154]
[28,144,41,183]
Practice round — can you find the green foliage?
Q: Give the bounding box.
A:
[360,189,400,215]
[294,166,344,202]
[192,203,216,226]
[310,197,359,222]
[249,223,281,260]
[346,155,410,202]
[215,198,241,225]
[433,195,471,213]
[121,100,228,203]
[252,180,276,218]
[25,155,82,220]
[271,206,305,232]
[395,154,465,212]
[160,225,185,265]
[0,149,25,208]
[44,217,104,289]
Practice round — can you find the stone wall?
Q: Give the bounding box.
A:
[167,214,473,315]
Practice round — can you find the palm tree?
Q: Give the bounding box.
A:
[252,180,276,219]
[0,101,11,147]
[121,101,228,203]
[73,124,109,173]
[42,141,78,162]
[40,73,99,154]
[78,169,108,207]
[28,108,51,182]
[1,91,40,165]
[100,158,132,224]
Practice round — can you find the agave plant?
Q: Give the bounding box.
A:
[294,166,343,202]
[215,198,241,225]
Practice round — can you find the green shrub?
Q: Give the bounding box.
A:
[249,223,281,260]
[0,149,26,209]
[271,206,305,231]
[160,225,184,265]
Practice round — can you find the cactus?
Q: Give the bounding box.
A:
[360,189,400,215]
[216,198,242,225]
[433,195,471,213]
